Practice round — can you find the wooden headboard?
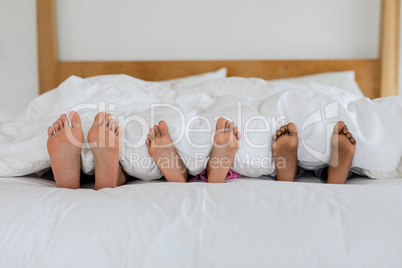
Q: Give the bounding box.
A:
[37,0,400,99]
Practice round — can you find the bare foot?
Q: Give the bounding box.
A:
[88,112,126,190]
[47,111,83,189]
[327,121,356,184]
[272,123,299,182]
[207,117,241,183]
[146,121,188,182]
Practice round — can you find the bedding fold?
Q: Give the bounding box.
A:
[0,75,401,179]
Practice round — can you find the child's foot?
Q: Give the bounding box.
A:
[146,121,188,182]
[327,121,356,184]
[88,112,126,190]
[207,117,241,183]
[272,123,298,182]
[47,111,83,189]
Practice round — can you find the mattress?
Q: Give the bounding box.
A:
[1,174,402,268]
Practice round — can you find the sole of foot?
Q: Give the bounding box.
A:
[207,117,241,183]
[327,121,356,184]
[47,111,83,189]
[146,120,188,182]
[272,123,299,182]
[88,112,126,190]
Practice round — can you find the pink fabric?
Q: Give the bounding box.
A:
[188,169,242,182]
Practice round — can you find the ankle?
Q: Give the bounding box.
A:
[206,168,227,183]
[56,179,80,189]
[117,168,127,186]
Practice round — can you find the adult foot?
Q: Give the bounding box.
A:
[207,117,241,183]
[88,112,126,190]
[47,111,83,189]
[272,123,299,182]
[327,121,356,184]
[146,121,188,182]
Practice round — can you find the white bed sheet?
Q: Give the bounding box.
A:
[1,175,402,268]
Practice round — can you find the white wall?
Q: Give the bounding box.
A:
[0,0,38,122]
[57,0,381,60]
[0,0,399,122]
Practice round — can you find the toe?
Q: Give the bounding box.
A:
[158,120,169,135]
[276,129,282,138]
[273,134,277,141]
[104,114,112,127]
[350,137,356,145]
[284,124,289,134]
[116,126,122,138]
[94,112,106,126]
[153,125,160,136]
[287,122,298,136]
[147,133,152,141]
[57,118,64,129]
[333,121,345,134]
[68,111,81,128]
[342,125,349,135]
[236,131,241,141]
[53,122,60,132]
[145,138,151,147]
[225,120,230,132]
[229,122,235,133]
[155,125,162,136]
[346,132,353,139]
[234,126,239,136]
[216,117,226,133]
[60,114,69,127]
[109,119,117,133]
[48,127,54,137]
[150,128,155,137]
[280,125,286,134]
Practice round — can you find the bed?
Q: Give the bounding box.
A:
[0,0,401,267]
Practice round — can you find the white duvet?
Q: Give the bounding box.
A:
[0,73,401,179]
[1,175,402,268]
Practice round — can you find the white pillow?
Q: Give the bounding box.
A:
[84,68,227,86]
[157,68,227,86]
[267,71,365,97]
